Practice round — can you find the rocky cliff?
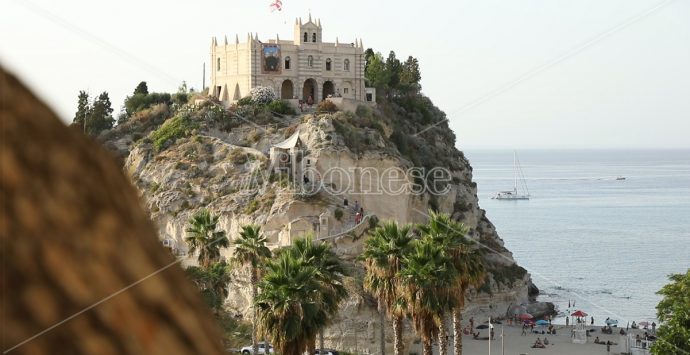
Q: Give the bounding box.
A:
[104,96,546,354]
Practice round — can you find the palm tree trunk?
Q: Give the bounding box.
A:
[422,338,433,355]
[438,313,448,355]
[378,299,386,355]
[452,308,463,355]
[392,315,404,355]
[251,268,259,355]
[308,337,316,355]
[319,329,324,353]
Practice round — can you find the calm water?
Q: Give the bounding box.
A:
[465,149,690,326]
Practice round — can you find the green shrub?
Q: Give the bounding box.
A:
[267,100,295,115]
[334,208,344,221]
[243,200,259,214]
[355,104,373,118]
[317,100,338,113]
[490,263,527,286]
[172,92,189,106]
[368,215,379,229]
[248,130,262,143]
[229,148,248,165]
[149,114,198,152]
[237,96,254,106]
[124,92,172,115]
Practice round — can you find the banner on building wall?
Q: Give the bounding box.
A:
[262,44,281,74]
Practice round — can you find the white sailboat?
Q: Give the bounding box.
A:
[492,151,530,200]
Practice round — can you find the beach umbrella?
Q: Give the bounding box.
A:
[518,313,534,321]
[535,320,549,326]
[571,310,588,317]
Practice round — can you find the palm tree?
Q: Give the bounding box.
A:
[449,244,485,355]
[280,236,349,354]
[361,221,414,355]
[256,252,322,355]
[185,261,232,313]
[418,210,486,355]
[185,208,229,269]
[232,224,272,355]
[400,237,457,355]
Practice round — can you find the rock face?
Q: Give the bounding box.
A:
[114,101,539,354]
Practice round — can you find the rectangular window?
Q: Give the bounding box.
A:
[343,88,349,94]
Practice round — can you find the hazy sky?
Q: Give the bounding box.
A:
[2,0,689,149]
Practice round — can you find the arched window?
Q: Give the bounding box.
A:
[285,56,291,70]
[312,33,316,42]
[326,58,332,71]
[303,32,308,42]
[344,59,350,71]
[308,55,314,67]
[217,57,221,71]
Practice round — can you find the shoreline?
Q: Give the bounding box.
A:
[456,323,655,355]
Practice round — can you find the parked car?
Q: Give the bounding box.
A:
[240,342,274,354]
[315,349,339,355]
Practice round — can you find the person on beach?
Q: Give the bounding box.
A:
[652,322,656,333]
[532,338,545,349]
[592,316,595,325]
[521,323,527,336]
[470,317,475,330]
[566,316,569,326]
[490,328,495,340]
[543,337,549,345]
[594,336,601,344]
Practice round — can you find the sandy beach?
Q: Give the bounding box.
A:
[456,324,652,355]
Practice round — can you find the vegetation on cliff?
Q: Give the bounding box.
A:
[92,49,535,354]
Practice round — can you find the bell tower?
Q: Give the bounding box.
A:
[293,13,322,45]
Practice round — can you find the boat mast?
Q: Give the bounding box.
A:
[513,151,518,194]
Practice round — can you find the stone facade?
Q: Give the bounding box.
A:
[210,14,372,106]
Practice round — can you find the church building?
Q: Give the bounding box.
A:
[209,14,373,106]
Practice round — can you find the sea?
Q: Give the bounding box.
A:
[464,149,690,327]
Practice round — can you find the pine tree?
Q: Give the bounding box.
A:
[386,51,402,88]
[400,56,422,94]
[134,81,148,95]
[86,92,114,136]
[72,91,91,130]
